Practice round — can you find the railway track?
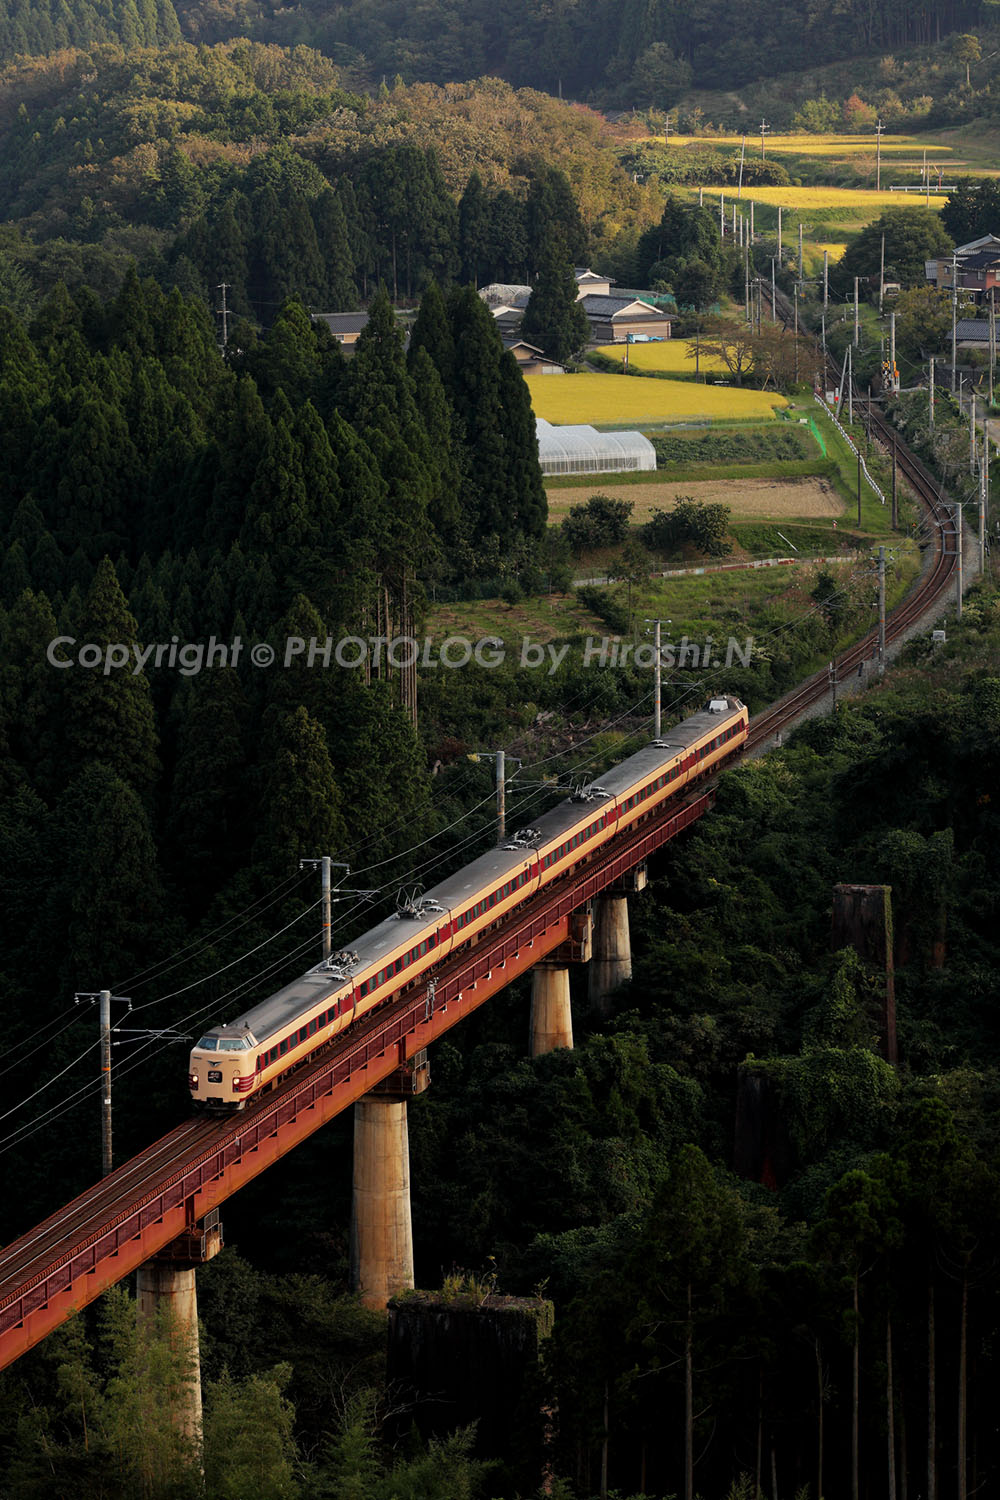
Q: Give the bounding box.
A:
[747,291,958,749]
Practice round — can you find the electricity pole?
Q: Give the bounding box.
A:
[216,282,230,351]
[777,205,782,264]
[823,248,829,311]
[877,546,886,677]
[951,252,959,392]
[75,989,131,1175]
[854,276,860,347]
[300,856,351,960]
[771,257,777,322]
[891,431,898,529]
[875,117,885,191]
[954,503,964,619]
[468,752,519,840]
[646,618,672,740]
[929,355,935,432]
[761,118,769,159]
[879,233,885,314]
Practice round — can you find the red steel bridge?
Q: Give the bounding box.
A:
[0,405,959,1372]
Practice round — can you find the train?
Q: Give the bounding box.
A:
[188,695,749,1109]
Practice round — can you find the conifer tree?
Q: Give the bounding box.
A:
[520,231,590,364]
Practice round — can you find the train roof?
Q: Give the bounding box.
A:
[211,697,744,1043]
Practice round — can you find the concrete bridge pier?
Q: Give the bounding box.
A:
[529,905,591,1058]
[351,1051,429,1309]
[589,866,647,1018]
[135,1211,223,1450]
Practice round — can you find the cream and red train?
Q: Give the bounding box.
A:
[188,696,748,1109]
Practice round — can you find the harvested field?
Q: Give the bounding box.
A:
[546,476,846,524]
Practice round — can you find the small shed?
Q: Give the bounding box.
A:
[536,418,656,475]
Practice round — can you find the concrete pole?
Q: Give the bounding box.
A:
[798,221,803,282]
[136,1264,203,1447]
[955,503,964,620]
[653,619,662,739]
[100,988,112,1175]
[777,206,782,264]
[890,310,896,390]
[321,855,331,960]
[891,431,898,529]
[971,392,978,475]
[720,193,724,237]
[877,546,886,677]
[854,277,860,347]
[980,460,987,576]
[496,748,505,842]
[351,1098,415,1308]
[930,355,935,433]
[952,252,959,392]
[823,249,829,310]
[529,965,574,1056]
[589,895,632,1018]
[771,258,776,322]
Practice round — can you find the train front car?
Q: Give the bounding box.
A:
[188,1024,259,1109]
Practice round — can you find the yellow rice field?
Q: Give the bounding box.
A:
[526,372,789,425]
[698,185,947,211]
[594,341,729,374]
[650,133,953,156]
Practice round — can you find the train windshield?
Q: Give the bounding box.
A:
[196,1036,218,1050]
[218,1038,250,1051]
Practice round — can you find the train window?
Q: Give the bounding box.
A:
[429,934,437,948]
[395,957,404,973]
[308,1019,316,1036]
[298,1026,308,1043]
[268,1047,277,1063]
[279,1040,288,1056]
[359,980,368,997]
[419,940,427,956]
[196,1036,218,1051]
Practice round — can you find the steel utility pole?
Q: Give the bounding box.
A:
[75,989,131,1175]
[891,431,898,529]
[879,233,885,314]
[777,205,782,264]
[890,310,896,392]
[798,221,804,282]
[468,751,518,841]
[990,292,996,408]
[771,258,777,322]
[823,248,829,310]
[929,355,935,433]
[971,392,978,475]
[857,447,863,526]
[875,117,885,191]
[981,445,988,575]
[854,276,860,347]
[877,546,886,677]
[954,502,964,619]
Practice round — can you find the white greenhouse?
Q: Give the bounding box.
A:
[535,419,657,476]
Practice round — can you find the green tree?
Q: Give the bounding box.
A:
[204,1365,301,1500]
[519,232,589,364]
[839,209,954,292]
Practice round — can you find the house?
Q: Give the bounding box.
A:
[504,340,566,374]
[955,318,993,348]
[926,236,1000,304]
[578,294,673,344]
[574,268,614,298]
[491,306,525,339]
[312,312,369,346]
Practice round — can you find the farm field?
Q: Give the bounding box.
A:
[648,133,954,156]
[526,372,789,425]
[545,477,845,525]
[593,341,729,374]
[695,185,947,212]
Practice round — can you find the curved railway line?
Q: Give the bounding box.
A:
[747,288,958,749]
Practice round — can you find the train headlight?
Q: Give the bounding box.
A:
[189,1073,198,1088]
